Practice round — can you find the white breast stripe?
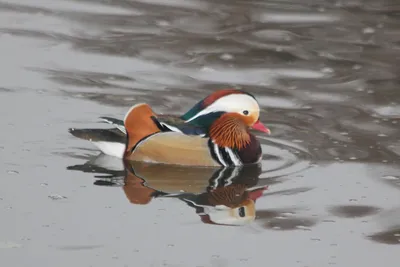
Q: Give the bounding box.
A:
[213,142,227,166]
[225,147,241,166]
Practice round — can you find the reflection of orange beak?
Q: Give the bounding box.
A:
[248,186,268,201]
[251,120,271,134]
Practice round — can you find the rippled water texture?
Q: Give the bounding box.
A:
[1,0,400,266]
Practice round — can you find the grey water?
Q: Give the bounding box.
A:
[0,0,399,266]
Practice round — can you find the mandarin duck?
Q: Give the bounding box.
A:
[69,89,270,167]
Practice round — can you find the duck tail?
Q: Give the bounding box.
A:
[123,103,161,154]
[68,128,123,142]
[68,128,126,158]
[99,116,125,133]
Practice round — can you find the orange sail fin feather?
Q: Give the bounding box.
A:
[123,168,155,205]
[123,103,160,153]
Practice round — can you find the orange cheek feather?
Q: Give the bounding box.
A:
[227,113,254,126]
[209,113,251,149]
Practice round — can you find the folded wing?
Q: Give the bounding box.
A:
[128,132,219,167]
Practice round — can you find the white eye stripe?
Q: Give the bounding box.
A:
[185,94,259,122]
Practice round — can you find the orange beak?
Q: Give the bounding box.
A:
[251,120,271,134]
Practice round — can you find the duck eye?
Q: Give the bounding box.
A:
[242,110,249,115]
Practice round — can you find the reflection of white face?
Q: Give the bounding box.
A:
[204,204,256,226]
[183,198,255,225]
[185,94,260,123]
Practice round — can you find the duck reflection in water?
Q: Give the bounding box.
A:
[68,155,268,226]
[123,160,268,226]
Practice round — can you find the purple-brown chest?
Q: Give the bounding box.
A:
[235,134,262,164]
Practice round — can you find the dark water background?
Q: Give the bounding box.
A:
[0,0,399,266]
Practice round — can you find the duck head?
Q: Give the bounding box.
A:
[181,89,270,134]
[183,184,269,226]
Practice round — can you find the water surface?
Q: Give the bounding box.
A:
[1,0,399,266]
